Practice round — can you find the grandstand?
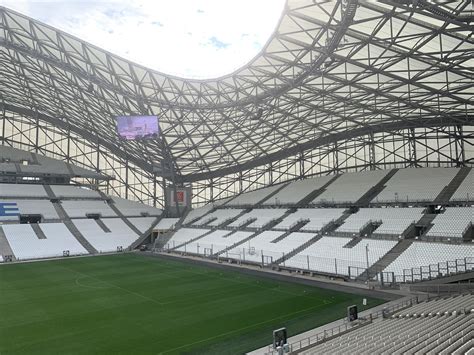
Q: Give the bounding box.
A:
[0,0,472,353]
[283,293,474,354]
[0,154,163,261]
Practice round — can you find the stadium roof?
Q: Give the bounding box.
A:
[0,0,472,185]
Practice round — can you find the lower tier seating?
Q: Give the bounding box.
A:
[392,294,474,318]
[177,230,252,255]
[227,231,315,264]
[285,237,397,276]
[303,295,473,355]
[166,228,210,248]
[2,223,88,260]
[72,218,140,253]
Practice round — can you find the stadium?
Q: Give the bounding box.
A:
[0,0,473,354]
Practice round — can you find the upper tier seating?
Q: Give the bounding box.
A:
[0,183,48,198]
[20,162,69,175]
[177,230,252,255]
[166,228,210,248]
[450,168,473,202]
[62,200,116,218]
[285,236,397,276]
[225,184,282,206]
[2,223,88,260]
[0,146,33,162]
[72,218,140,253]
[155,218,179,230]
[50,185,101,199]
[337,207,424,236]
[182,197,231,225]
[228,209,286,229]
[111,196,162,217]
[183,204,215,224]
[34,154,71,175]
[127,217,157,233]
[0,163,17,173]
[193,208,243,227]
[427,207,473,239]
[384,242,474,278]
[228,231,315,263]
[0,146,107,179]
[313,170,389,204]
[262,175,333,205]
[373,167,458,203]
[274,208,345,231]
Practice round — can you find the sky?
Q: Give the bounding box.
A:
[0,0,286,78]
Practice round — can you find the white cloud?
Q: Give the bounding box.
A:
[0,0,285,78]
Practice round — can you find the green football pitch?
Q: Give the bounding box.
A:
[0,253,385,354]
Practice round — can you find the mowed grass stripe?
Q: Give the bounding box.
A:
[0,253,385,354]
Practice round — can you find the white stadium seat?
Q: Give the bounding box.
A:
[166,228,211,248]
[127,217,158,234]
[384,242,474,279]
[0,183,48,198]
[285,237,396,276]
[337,207,424,236]
[373,168,457,203]
[155,218,179,230]
[228,208,286,229]
[263,175,333,205]
[427,207,473,239]
[61,200,117,218]
[226,184,282,206]
[72,218,140,253]
[193,209,243,227]
[178,230,253,255]
[313,170,389,204]
[50,185,101,198]
[2,223,88,260]
[450,169,473,202]
[111,196,162,217]
[275,208,345,231]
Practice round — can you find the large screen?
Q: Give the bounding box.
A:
[116,115,159,140]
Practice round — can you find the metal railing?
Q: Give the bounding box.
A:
[161,243,473,286]
[379,257,474,284]
[264,296,420,354]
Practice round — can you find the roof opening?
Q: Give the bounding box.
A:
[0,0,286,79]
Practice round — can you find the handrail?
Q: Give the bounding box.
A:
[264,296,419,354]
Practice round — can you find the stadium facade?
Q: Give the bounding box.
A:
[0,0,472,208]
